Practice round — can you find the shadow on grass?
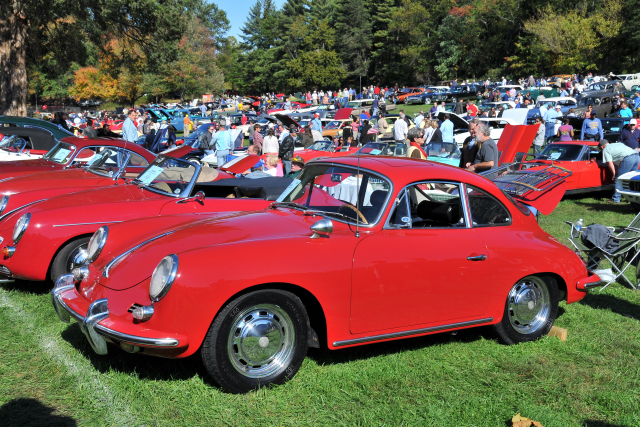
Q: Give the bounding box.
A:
[580,293,640,320]
[582,421,628,427]
[0,398,77,427]
[572,199,638,217]
[59,324,214,386]
[0,279,52,296]
[307,326,492,366]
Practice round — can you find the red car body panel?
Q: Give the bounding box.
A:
[333,108,353,120]
[56,157,590,360]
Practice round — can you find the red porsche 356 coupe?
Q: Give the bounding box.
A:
[52,156,598,393]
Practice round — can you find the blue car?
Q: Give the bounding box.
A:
[425,141,462,167]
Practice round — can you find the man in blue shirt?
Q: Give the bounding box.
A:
[581,112,604,141]
[413,111,424,127]
[618,101,633,125]
[440,114,454,143]
[121,110,138,143]
[621,119,640,149]
[372,98,379,116]
[212,119,233,168]
[311,113,322,132]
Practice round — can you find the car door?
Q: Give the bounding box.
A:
[350,182,491,334]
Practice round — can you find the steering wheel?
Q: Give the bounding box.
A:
[338,203,368,224]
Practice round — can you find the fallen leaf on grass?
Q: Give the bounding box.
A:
[512,413,544,427]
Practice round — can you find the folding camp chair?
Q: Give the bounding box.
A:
[566,213,640,291]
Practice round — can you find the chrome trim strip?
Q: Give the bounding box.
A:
[103,231,175,278]
[332,318,494,347]
[53,221,122,228]
[0,198,47,222]
[94,325,179,348]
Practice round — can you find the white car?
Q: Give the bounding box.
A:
[438,110,528,146]
[0,127,60,161]
[617,171,640,206]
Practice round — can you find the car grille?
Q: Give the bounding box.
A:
[628,181,640,192]
[0,265,11,277]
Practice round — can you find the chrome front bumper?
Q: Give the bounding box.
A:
[51,274,180,355]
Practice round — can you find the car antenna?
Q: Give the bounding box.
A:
[355,137,361,238]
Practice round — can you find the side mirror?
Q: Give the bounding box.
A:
[194,190,205,204]
[310,218,333,239]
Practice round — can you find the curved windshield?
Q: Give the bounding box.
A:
[276,164,391,225]
[42,141,76,164]
[356,141,407,157]
[426,142,461,159]
[537,144,584,161]
[0,135,26,152]
[85,148,129,177]
[308,141,332,151]
[134,155,197,197]
[324,121,344,130]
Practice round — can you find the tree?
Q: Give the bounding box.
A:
[335,0,373,85]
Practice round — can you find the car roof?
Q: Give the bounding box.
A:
[537,97,577,102]
[59,136,157,160]
[579,92,618,98]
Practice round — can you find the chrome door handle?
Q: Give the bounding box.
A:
[467,255,487,261]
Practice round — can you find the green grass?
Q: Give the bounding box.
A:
[1,196,640,426]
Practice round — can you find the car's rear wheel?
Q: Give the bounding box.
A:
[424,98,432,105]
[492,275,558,344]
[50,236,91,283]
[403,98,409,104]
[201,289,309,393]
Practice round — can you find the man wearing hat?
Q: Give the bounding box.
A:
[599,138,640,203]
[286,155,305,178]
[279,125,297,175]
[311,113,322,132]
[543,104,562,144]
[621,119,640,149]
[581,112,603,141]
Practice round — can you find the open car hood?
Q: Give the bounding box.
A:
[274,114,300,128]
[501,108,529,125]
[333,108,353,120]
[480,162,571,215]
[497,124,540,165]
[219,154,261,174]
[437,112,468,129]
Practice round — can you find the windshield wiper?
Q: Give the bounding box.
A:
[270,201,308,211]
[304,210,353,221]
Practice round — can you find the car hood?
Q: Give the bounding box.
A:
[0,168,109,196]
[0,158,61,176]
[273,114,300,128]
[333,108,353,120]
[502,108,529,125]
[99,209,311,290]
[497,124,540,165]
[437,112,468,129]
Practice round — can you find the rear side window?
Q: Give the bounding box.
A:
[466,185,511,227]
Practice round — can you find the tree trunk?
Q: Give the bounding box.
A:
[0,5,28,117]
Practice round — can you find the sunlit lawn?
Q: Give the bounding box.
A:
[0,195,639,426]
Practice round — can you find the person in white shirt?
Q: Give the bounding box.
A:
[394,112,409,143]
[436,101,446,113]
[263,127,279,154]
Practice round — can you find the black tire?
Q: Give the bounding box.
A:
[50,236,91,283]
[201,289,309,393]
[492,275,559,344]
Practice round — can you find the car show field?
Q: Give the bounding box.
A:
[0,195,638,425]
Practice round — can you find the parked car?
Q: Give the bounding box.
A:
[566,117,627,143]
[434,84,484,103]
[0,127,60,161]
[51,155,597,393]
[581,80,625,97]
[524,140,633,194]
[526,97,578,124]
[423,141,462,167]
[396,87,425,102]
[404,88,440,105]
[573,93,618,118]
[617,171,640,206]
[0,155,287,284]
[0,115,75,141]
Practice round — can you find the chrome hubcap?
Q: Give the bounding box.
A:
[228,304,295,378]
[507,277,550,334]
[68,244,88,272]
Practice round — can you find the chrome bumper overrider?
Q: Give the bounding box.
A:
[51,274,180,355]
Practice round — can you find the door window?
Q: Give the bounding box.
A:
[388,182,466,228]
[466,185,511,227]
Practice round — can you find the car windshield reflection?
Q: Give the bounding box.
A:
[537,144,584,161]
[277,164,391,225]
[0,135,27,152]
[425,142,461,159]
[135,155,197,197]
[355,141,407,157]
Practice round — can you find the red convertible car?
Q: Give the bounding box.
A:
[52,156,598,393]
[0,155,287,283]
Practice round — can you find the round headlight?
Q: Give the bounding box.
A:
[0,195,8,215]
[149,254,178,302]
[12,213,30,244]
[87,226,108,263]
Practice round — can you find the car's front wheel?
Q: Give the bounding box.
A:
[492,275,558,344]
[50,236,91,283]
[201,289,309,393]
[424,98,431,105]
